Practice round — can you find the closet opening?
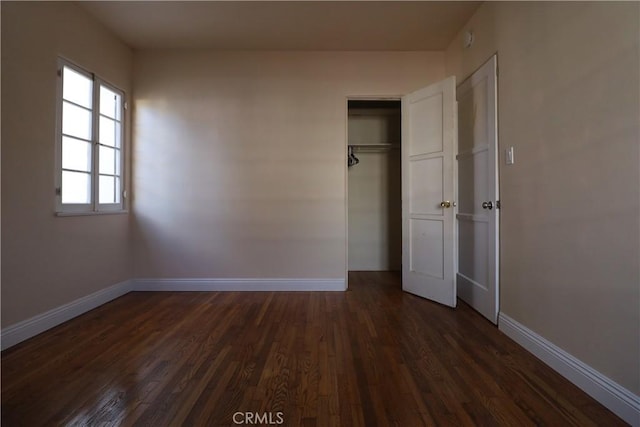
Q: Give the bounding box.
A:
[346,99,402,284]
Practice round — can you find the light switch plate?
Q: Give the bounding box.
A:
[506,146,515,165]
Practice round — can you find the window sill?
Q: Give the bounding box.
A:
[56,210,129,217]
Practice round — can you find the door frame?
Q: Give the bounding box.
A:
[344,95,402,289]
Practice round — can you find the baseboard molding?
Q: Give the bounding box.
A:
[499,313,640,426]
[132,278,347,292]
[1,279,133,351]
[1,277,346,350]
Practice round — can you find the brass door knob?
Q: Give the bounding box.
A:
[440,201,451,208]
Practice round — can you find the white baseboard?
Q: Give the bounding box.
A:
[1,279,133,351]
[132,278,347,292]
[499,313,640,426]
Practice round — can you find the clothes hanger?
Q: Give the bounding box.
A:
[348,146,359,167]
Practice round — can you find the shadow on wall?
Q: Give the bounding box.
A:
[385,148,402,271]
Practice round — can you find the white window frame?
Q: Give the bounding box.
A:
[55,58,126,214]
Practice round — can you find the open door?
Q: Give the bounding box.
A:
[401,77,457,307]
[456,55,499,323]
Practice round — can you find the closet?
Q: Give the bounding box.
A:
[347,100,402,271]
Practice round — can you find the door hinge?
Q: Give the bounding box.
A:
[55,187,62,196]
[496,200,501,209]
[124,101,128,110]
[123,190,127,199]
[57,68,62,77]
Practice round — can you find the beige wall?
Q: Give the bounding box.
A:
[446,2,640,394]
[1,2,133,326]
[132,51,444,278]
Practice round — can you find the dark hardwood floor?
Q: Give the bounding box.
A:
[2,272,627,426]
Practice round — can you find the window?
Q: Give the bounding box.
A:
[56,58,125,213]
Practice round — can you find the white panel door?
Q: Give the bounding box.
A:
[456,55,499,323]
[402,76,457,307]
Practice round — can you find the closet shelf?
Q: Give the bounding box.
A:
[349,143,399,151]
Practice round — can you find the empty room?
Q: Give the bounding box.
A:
[1,1,639,426]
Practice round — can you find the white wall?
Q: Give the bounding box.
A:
[1,2,133,327]
[446,1,639,395]
[132,51,444,279]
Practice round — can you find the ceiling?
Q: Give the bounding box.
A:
[78,1,481,51]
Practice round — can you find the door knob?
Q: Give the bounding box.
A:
[440,201,451,208]
[482,201,493,210]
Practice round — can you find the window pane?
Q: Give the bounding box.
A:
[115,148,121,176]
[62,170,91,204]
[100,86,121,120]
[62,137,91,172]
[115,177,121,203]
[99,116,121,147]
[99,175,115,204]
[99,146,115,175]
[63,66,92,108]
[63,102,92,140]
